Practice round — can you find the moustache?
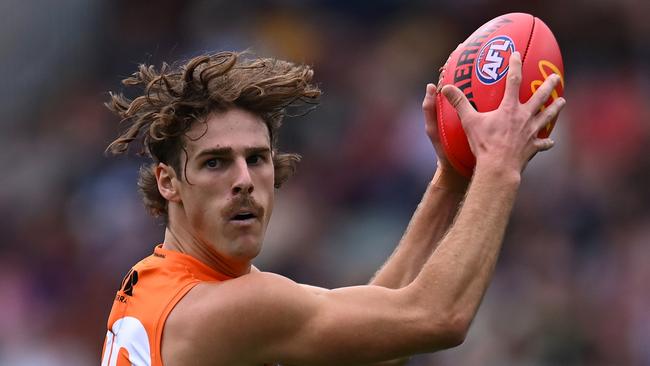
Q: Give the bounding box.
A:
[221,194,264,220]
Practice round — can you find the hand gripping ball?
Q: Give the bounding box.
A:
[436,13,565,177]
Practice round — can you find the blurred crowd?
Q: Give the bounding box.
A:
[1,0,649,365]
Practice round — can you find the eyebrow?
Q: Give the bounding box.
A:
[194,146,271,160]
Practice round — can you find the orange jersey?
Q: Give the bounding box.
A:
[100,245,232,366]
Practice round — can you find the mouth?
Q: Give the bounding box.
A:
[231,212,257,221]
[223,195,264,227]
[228,209,260,225]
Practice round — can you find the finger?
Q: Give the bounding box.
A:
[423,84,439,138]
[532,97,566,132]
[501,51,522,106]
[526,73,561,113]
[441,84,475,120]
[533,138,555,152]
[422,83,437,120]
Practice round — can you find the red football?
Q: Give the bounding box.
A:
[436,13,565,177]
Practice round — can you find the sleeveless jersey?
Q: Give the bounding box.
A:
[100,245,232,366]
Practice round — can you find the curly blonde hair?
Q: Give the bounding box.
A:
[106,51,320,219]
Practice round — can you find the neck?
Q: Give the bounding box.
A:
[161,225,252,278]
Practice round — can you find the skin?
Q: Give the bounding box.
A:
[157,108,275,278]
[157,52,565,366]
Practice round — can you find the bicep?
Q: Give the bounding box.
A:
[208,273,434,366]
[282,285,433,365]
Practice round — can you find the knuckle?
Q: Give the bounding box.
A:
[508,98,524,111]
[540,108,552,121]
[550,101,563,114]
[503,102,519,114]
[541,83,554,96]
[508,73,522,84]
[545,108,557,122]
[551,74,561,85]
[541,88,554,100]
[450,95,463,108]
[543,75,555,86]
[527,125,537,138]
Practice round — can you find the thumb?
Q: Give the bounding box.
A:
[534,138,555,152]
[441,85,474,120]
[422,83,437,123]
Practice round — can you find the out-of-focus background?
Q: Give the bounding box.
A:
[1,0,649,365]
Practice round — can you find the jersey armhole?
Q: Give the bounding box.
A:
[153,281,200,365]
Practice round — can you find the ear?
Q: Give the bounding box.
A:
[155,163,182,203]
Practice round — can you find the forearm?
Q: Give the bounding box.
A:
[370,168,467,289]
[243,168,519,364]
[411,163,521,331]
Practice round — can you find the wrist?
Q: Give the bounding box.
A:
[432,165,469,193]
[473,159,522,187]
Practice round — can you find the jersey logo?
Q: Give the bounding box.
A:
[475,35,515,85]
[101,316,151,366]
[120,269,139,296]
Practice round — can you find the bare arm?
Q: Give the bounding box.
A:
[364,169,482,366]
[169,52,566,366]
[370,166,467,289]
[180,164,520,366]
[371,84,468,290]
[402,53,565,331]
[368,178,462,366]
[368,84,468,366]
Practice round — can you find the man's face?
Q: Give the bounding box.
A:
[173,108,275,262]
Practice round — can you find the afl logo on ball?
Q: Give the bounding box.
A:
[475,36,515,85]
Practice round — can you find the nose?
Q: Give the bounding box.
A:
[232,159,254,195]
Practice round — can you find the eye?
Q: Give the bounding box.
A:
[246,154,265,165]
[205,158,221,169]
